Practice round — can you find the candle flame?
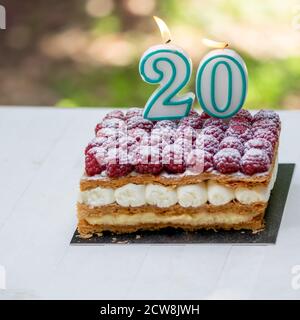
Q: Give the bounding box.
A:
[202,38,229,49]
[153,16,171,44]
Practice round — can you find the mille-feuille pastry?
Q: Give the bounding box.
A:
[77,108,280,236]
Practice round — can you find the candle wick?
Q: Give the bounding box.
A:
[165,39,171,44]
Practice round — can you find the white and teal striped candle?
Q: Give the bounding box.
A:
[139,17,195,121]
[195,39,248,119]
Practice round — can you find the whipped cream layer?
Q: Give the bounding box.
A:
[78,158,278,208]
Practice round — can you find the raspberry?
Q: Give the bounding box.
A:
[153,120,177,130]
[219,136,244,155]
[189,109,200,117]
[178,115,203,129]
[134,146,163,175]
[85,149,106,176]
[225,124,253,143]
[125,108,143,120]
[203,118,228,132]
[165,161,186,174]
[244,138,273,160]
[253,110,280,125]
[127,116,154,132]
[241,148,270,175]
[103,118,126,129]
[85,140,118,162]
[85,137,107,154]
[94,123,102,135]
[135,162,163,175]
[229,118,251,128]
[253,129,278,148]
[195,134,219,155]
[97,130,130,151]
[103,110,124,121]
[231,109,252,123]
[199,112,211,121]
[102,137,122,154]
[106,162,133,178]
[128,128,149,143]
[147,130,160,146]
[95,118,125,135]
[96,127,126,140]
[252,119,279,134]
[118,135,136,150]
[151,127,174,146]
[105,142,132,164]
[201,126,224,142]
[96,127,116,138]
[163,144,186,174]
[213,148,241,174]
[175,126,197,143]
[174,137,193,160]
[186,149,213,172]
[151,122,177,145]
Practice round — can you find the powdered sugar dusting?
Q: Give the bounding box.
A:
[84,108,280,178]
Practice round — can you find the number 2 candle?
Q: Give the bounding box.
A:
[139,16,195,121]
[196,39,248,119]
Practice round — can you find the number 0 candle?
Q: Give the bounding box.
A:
[196,39,248,119]
[139,17,195,121]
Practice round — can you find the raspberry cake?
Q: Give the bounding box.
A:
[77,108,280,236]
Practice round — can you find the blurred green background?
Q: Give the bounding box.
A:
[1,0,300,110]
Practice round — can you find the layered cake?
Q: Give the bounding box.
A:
[77,108,280,236]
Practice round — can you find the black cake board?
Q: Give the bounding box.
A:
[70,163,295,245]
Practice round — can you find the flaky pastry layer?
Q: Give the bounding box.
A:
[77,201,267,219]
[77,202,266,236]
[78,213,265,235]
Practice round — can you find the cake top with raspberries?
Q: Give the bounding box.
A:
[84,108,280,179]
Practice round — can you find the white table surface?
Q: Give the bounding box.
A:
[0,106,299,300]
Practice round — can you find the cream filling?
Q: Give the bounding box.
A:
[115,184,146,207]
[85,211,258,226]
[79,158,278,208]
